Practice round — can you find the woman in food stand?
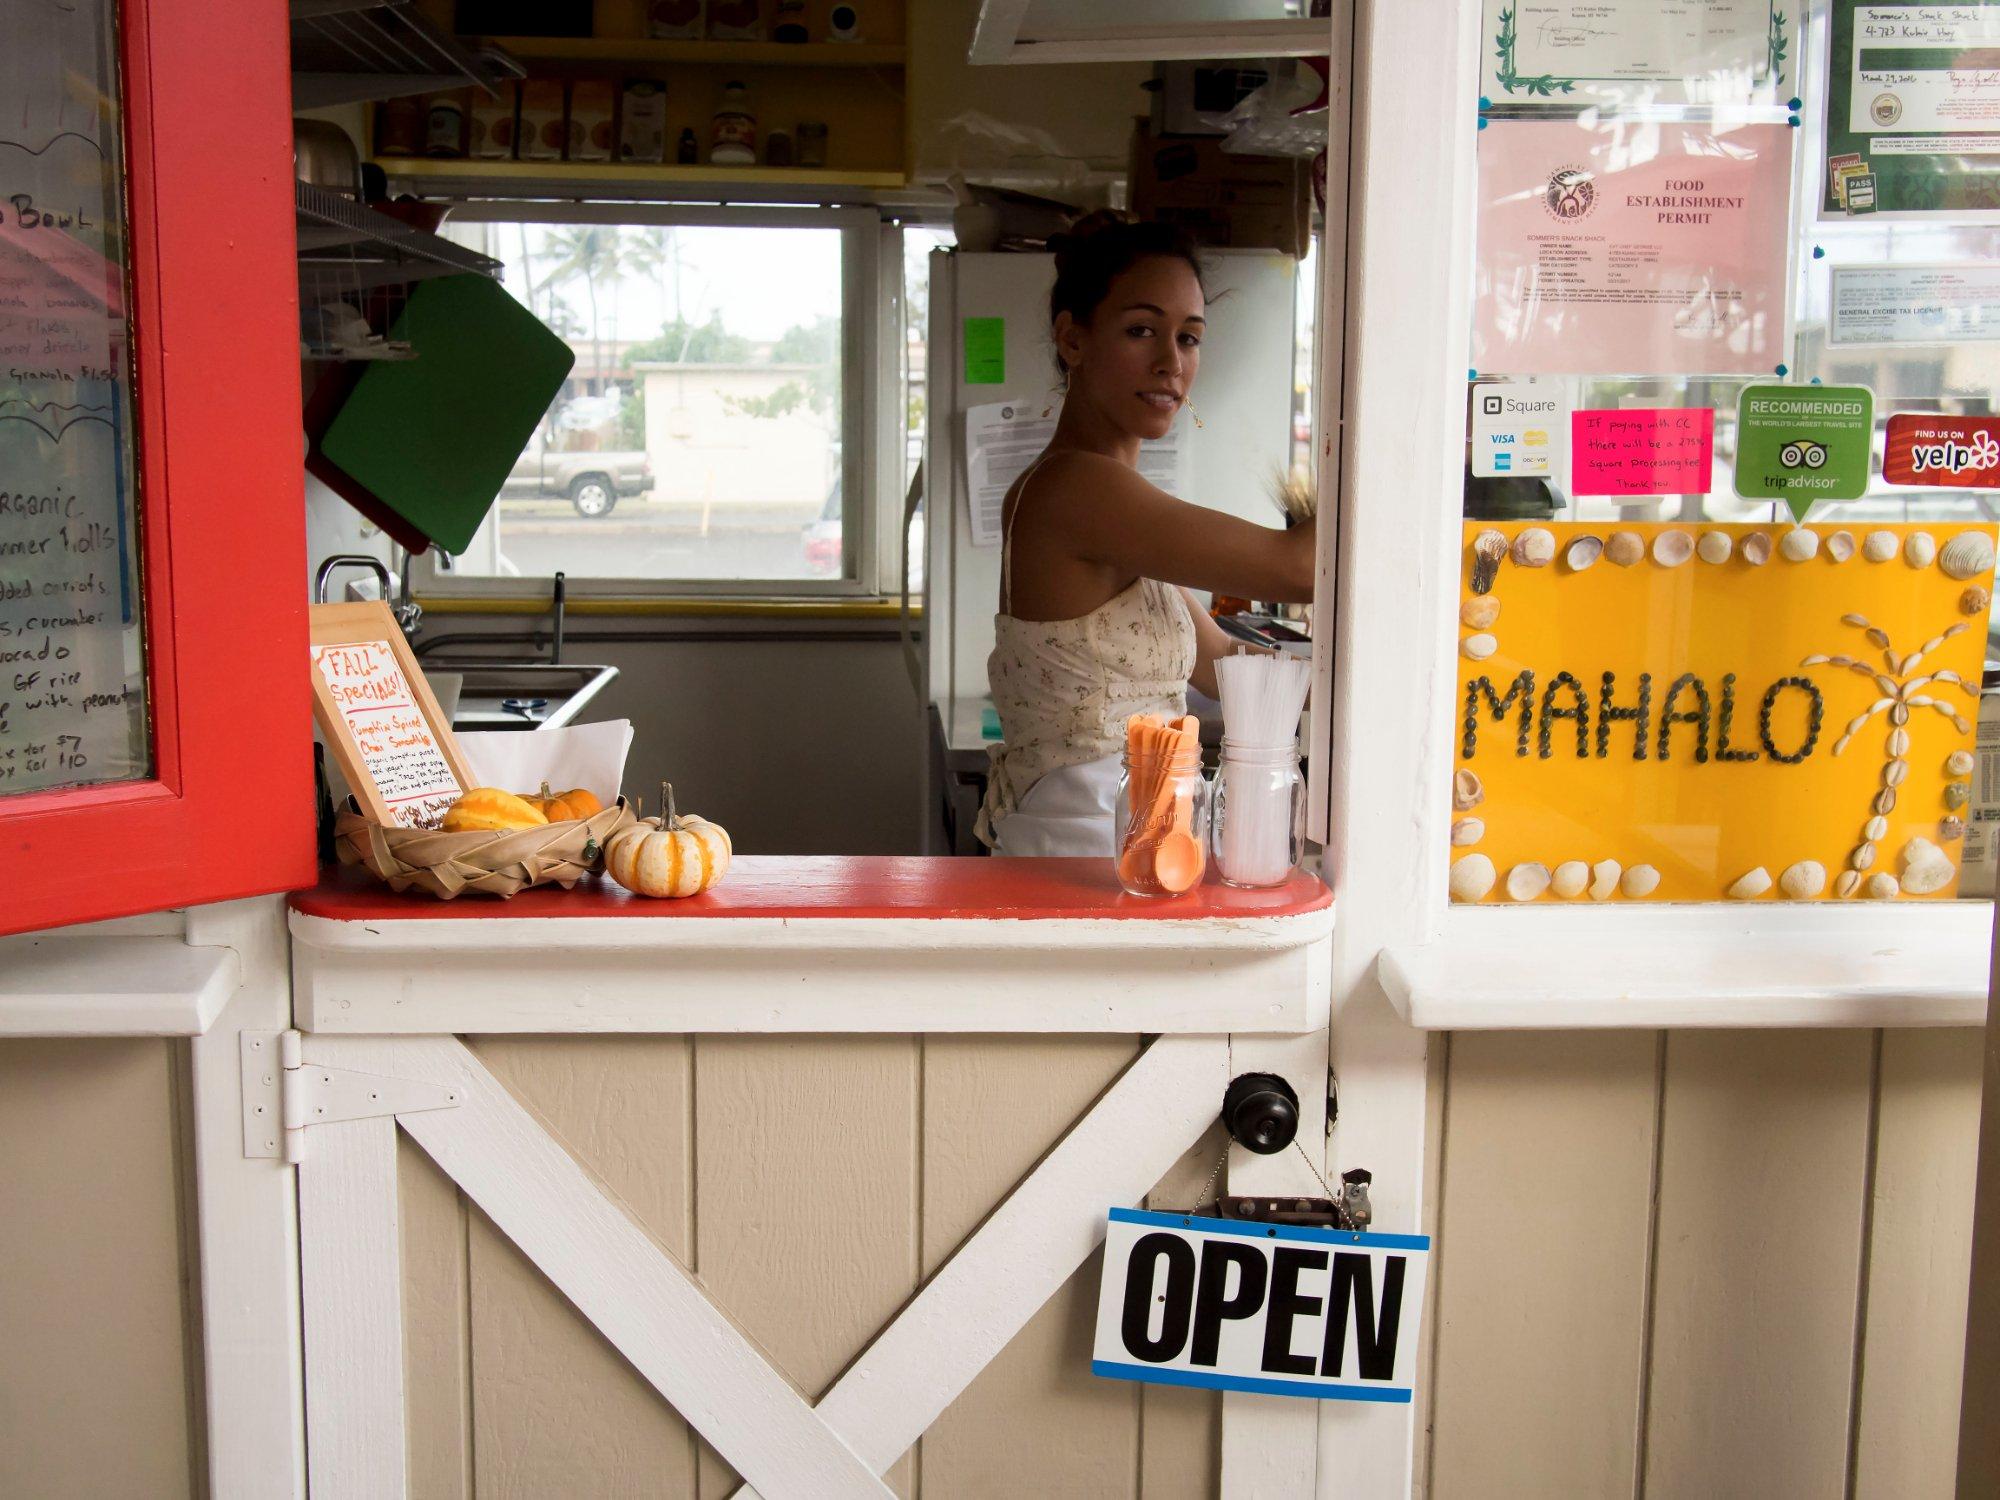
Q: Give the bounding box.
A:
[976,213,1318,857]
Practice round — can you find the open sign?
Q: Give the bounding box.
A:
[1091,1209,1430,1403]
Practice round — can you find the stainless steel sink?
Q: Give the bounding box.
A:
[425,663,619,732]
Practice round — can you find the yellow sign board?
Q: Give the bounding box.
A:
[1451,522,1996,903]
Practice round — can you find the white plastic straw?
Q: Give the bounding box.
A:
[1214,649,1313,884]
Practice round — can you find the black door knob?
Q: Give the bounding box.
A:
[1222,1072,1299,1155]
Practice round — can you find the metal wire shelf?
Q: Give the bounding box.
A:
[296,180,500,297]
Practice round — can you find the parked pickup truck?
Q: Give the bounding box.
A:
[502,441,653,518]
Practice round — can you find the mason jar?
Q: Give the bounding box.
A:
[1116,743,1210,897]
[1211,739,1305,888]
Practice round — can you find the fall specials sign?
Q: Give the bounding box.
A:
[1452,523,1997,903]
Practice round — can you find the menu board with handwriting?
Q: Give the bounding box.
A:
[0,0,149,798]
[308,602,472,829]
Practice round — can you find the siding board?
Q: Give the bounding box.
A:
[466,1036,699,1497]
[1853,1028,1982,1500]
[692,1035,921,1498]
[1643,1029,1873,1498]
[1426,1030,1657,1499]
[919,1036,1144,1499]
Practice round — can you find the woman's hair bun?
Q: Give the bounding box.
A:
[1049,208,1135,269]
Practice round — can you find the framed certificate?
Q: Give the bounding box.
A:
[1481,0,1799,106]
[1820,0,2000,218]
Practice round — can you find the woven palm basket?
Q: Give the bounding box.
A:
[335,797,636,899]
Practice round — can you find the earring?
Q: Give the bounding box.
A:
[1185,397,1204,429]
[1042,379,1064,420]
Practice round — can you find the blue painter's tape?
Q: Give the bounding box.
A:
[1109,1206,1431,1252]
[1092,1360,1414,1403]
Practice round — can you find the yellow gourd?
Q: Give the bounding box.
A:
[524,782,604,822]
[441,786,548,833]
[605,782,732,898]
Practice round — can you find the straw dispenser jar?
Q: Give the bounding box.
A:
[1212,653,1313,887]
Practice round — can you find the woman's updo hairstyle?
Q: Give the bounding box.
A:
[1047,210,1207,378]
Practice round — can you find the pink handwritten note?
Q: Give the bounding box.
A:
[1570,408,1715,497]
[311,641,462,828]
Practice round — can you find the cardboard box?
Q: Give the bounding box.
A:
[567,78,616,162]
[469,81,518,159]
[619,80,668,163]
[517,79,566,161]
[1127,122,1310,258]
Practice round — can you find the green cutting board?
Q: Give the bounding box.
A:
[318,275,575,555]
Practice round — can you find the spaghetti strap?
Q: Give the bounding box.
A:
[1000,450,1058,617]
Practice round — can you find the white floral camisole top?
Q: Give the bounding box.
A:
[974,452,1196,850]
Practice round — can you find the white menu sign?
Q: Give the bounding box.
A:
[310,641,463,828]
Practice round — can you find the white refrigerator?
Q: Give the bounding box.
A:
[919,247,1305,852]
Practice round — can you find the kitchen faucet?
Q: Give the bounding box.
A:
[315,554,391,607]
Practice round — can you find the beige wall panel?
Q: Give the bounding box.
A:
[918,1036,1144,1499]
[692,1036,921,1499]
[1854,1028,1983,1500]
[1644,1029,1873,1499]
[464,1036,698,1498]
[1138,1118,1229,1500]
[1426,1031,1658,1500]
[0,1039,196,1500]
[399,1134,472,1500]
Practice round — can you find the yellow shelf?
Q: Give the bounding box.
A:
[470,36,907,68]
[376,157,907,190]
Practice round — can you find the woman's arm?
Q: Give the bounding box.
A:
[1179,587,1274,699]
[1048,453,1317,603]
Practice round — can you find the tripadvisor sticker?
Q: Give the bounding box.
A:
[1734,384,1874,522]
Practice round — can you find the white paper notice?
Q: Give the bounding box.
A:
[311,641,463,827]
[1830,262,2000,344]
[963,400,1189,549]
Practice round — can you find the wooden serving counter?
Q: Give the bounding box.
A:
[288,858,1334,1035]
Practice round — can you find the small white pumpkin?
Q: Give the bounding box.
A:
[606,782,732,898]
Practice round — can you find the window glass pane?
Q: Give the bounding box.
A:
[0,0,149,797]
[441,219,846,584]
[1455,0,2000,907]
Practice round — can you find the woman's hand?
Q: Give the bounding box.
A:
[1047,452,1321,604]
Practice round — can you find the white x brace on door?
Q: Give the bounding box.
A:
[286,1027,1331,1499]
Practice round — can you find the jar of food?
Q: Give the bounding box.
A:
[424,91,467,157]
[1116,741,1209,897]
[710,80,757,165]
[1211,738,1305,888]
[765,129,793,166]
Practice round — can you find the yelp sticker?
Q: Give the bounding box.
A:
[1885,415,2000,490]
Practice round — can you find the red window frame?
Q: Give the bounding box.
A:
[1,0,314,935]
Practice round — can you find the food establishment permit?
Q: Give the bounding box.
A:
[1472,120,1794,377]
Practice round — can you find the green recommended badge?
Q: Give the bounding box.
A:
[1734,384,1875,521]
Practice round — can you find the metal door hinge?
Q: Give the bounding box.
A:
[242,1029,459,1162]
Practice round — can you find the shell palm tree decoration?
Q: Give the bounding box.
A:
[1804,613,1976,897]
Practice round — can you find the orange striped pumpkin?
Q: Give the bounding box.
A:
[605,782,732,898]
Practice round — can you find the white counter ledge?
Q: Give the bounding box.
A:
[289,858,1334,1035]
[1379,901,1995,1030]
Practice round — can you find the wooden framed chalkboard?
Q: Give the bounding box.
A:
[309,602,471,829]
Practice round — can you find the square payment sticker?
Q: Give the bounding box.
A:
[1471,380,1567,479]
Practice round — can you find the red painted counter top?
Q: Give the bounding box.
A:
[291,857,1331,923]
